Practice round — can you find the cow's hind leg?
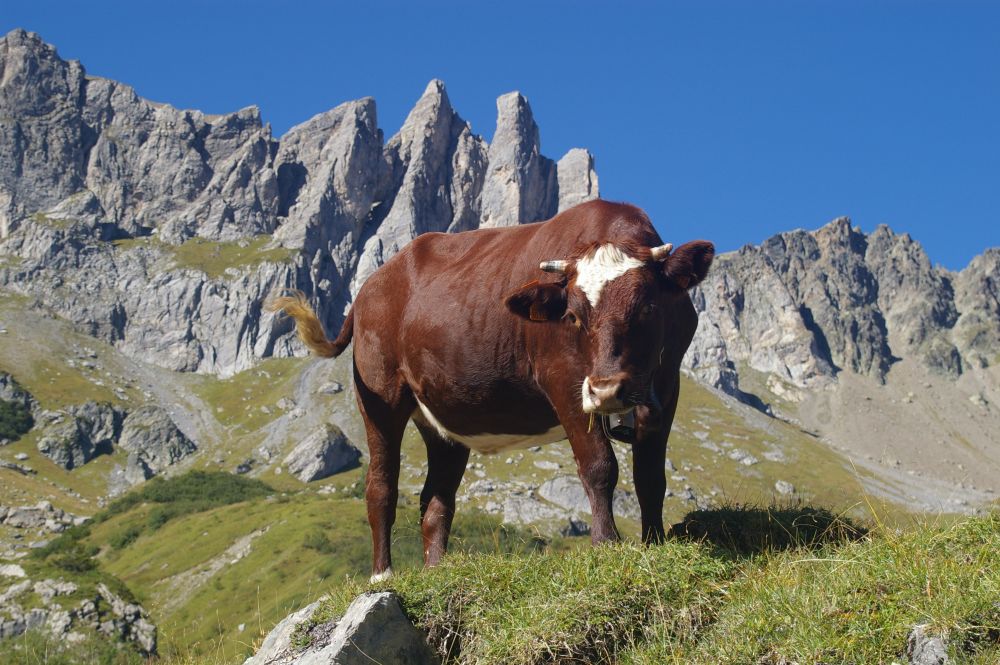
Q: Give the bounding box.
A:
[354,363,413,582]
[415,424,469,566]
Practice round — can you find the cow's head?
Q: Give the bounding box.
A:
[506,240,714,415]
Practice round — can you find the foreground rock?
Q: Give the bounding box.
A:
[906,624,950,665]
[245,591,438,665]
[116,405,198,485]
[283,424,361,483]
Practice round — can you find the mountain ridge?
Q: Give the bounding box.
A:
[1,27,998,502]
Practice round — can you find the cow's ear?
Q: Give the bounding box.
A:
[663,240,715,290]
[505,281,568,322]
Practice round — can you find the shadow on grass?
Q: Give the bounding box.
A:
[668,504,867,557]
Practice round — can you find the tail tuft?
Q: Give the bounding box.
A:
[265,290,353,358]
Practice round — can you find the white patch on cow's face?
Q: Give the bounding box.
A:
[581,376,598,413]
[574,244,645,307]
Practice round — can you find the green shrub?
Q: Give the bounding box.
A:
[51,543,100,572]
[316,561,337,580]
[0,398,33,441]
[30,524,92,560]
[303,529,336,554]
[108,526,141,550]
[97,471,274,527]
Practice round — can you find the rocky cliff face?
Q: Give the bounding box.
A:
[685,217,999,402]
[0,28,997,437]
[0,30,599,377]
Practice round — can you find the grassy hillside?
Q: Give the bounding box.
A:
[308,509,1000,665]
[40,472,566,663]
[2,291,993,663]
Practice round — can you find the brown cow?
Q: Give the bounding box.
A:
[268,200,713,581]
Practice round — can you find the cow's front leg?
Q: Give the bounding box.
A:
[633,377,680,544]
[567,427,621,543]
[632,430,667,544]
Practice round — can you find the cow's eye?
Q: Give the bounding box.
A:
[640,303,657,319]
[564,311,581,328]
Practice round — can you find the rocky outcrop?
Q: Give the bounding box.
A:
[479,92,558,228]
[116,405,197,485]
[35,402,124,469]
[952,248,1000,370]
[350,80,487,297]
[0,30,599,378]
[283,424,361,483]
[0,372,38,416]
[0,500,87,533]
[0,573,156,655]
[245,592,437,665]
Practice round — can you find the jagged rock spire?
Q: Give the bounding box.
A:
[479,91,558,227]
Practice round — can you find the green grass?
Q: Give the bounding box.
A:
[113,235,294,279]
[0,629,146,665]
[192,357,306,437]
[95,470,274,522]
[634,511,1000,664]
[76,473,562,662]
[301,508,999,665]
[29,212,74,229]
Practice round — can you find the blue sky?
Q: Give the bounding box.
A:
[4,1,998,270]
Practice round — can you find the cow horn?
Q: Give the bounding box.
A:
[649,243,673,261]
[539,260,570,273]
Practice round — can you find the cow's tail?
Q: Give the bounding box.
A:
[266,290,353,358]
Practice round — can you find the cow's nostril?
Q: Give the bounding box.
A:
[588,377,622,402]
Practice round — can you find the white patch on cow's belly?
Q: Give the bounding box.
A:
[574,244,645,307]
[414,399,566,454]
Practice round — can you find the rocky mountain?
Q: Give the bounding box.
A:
[685,218,999,399]
[1,28,998,502]
[0,29,598,378]
[0,28,998,661]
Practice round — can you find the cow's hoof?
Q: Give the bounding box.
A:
[369,567,394,584]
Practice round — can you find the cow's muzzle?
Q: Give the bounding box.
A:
[582,375,630,414]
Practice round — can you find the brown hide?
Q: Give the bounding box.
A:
[272,199,714,577]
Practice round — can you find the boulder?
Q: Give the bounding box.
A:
[283,424,361,483]
[36,402,124,469]
[0,372,38,415]
[906,624,949,665]
[0,500,85,532]
[95,583,157,655]
[117,405,197,485]
[537,475,641,520]
[0,563,26,578]
[774,480,796,496]
[247,592,437,665]
[243,598,325,665]
[502,495,568,528]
